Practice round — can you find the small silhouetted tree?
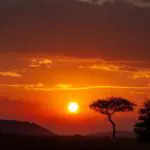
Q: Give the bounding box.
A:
[90,97,136,140]
[134,100,150,141]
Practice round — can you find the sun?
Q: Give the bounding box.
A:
[68,102,79,113]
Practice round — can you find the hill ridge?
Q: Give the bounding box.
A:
[0,119,56,136]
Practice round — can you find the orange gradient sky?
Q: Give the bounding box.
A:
[0,53,149,134]
[1,0,150,135]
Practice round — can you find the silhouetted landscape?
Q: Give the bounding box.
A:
[0,118,150,150]
[0,130,150,150]
[87,131,135,137]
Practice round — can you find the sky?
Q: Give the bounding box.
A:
[1,0,150,135]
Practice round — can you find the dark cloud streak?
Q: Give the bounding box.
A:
[78,0,150,7]
[0,0,150,60]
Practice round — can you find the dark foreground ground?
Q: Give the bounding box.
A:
[0,136,150,150]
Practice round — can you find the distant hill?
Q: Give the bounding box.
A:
[0,120,56,136]
[87,131,135,138]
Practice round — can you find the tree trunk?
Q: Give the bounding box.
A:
[107,115,116,140]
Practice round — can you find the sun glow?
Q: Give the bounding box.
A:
[68,102,79,113]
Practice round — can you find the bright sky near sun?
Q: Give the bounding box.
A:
[68,102,79,113]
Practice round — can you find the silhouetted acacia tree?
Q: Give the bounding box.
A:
[134,100,150,141]
[90,97,136,140]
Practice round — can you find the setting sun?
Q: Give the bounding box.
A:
[68,102,79,113]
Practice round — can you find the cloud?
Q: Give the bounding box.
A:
[77,0,94,4]
[55,84,72,89]
[28,57,150,80]
[51,85,150,91]
[0,83,44,89]
[77,0,150,7]
[77,0,114,5]
[132,71,150,79]
[0,71,22,77]
[79,63,138,73]
[80,63,150,80]
[24,83,44,89]
[129,91,146,95]
[88,64,120,71]
[128,0,150,7]
[29,59,52,68]
[38,59,52,65]
[1,1,150,61]
[1,83,150,91]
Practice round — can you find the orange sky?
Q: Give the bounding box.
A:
[1,0,150,134]
[0,53,149,134]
